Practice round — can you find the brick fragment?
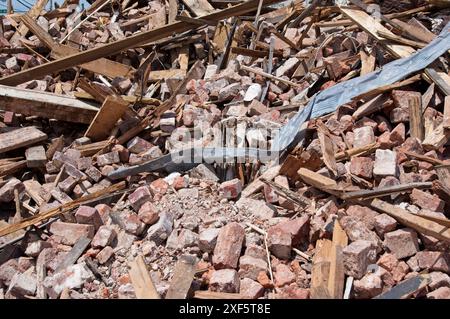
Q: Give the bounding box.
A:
[350,156,373,179]
[353,126,375,148]
[92,226,116,248]
[137,202,159,225]
[213,222,245,269]
[239,278,264,299]
[238,255,268,280]
[25,145,47,168]
[49,221,95,246]
[267,227,291,260]
[210,269,240,293]
[274,264,296,287]
[384,228,419,259]
[343,240,376,279]
[374,214,397,237]
[75,206,103,230]
[373,149,397,177]
[410,189,445,213]
[128,186,152,211]
[0,178,24,202]
[219,178,242,199]
[199,228,220,253]
[96,151,120,166]
[96,246,114,264]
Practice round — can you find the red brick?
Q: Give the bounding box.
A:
[239,278,264,299]
[91,225,116,248]
[427,286,450,299]
[383,228,419,259]
[0,178,24,202]
[350,156,373,179]
[137,201,159,225]
[274,263,296,287]
[127,137,153,154]
[75,205,103,230]
[416,251,450,273]
[267,227,292,260]
[353,273,383,299]
[149,178,169,198]
[343,240,376,279]
[219,178,242,199]
[410,189,445,213]
[210,269,240,293]
[49,221,95,246]
[96,246,114,264]
[238,255,268,280]
[213,222,245,269]
[389,123,405,146]
[128,186,152,211]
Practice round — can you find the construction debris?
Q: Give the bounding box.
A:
[0,0,450,300]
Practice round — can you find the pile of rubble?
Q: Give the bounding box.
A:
[1,0,450,299]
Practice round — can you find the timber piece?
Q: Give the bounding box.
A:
[422,123,450,151]
[393,18,436,44]
[128,255,160,299]
[436,165,450,189]
[182,0,215,17]
[353,74,421,101]
[73,91,160,105]
[310,239,333,299]
[341,182,432,200]
[444,96,450,129]
[231,47,282,58]
[377,30,427,49]
[400,150,446,166]
[360,49,376,76]
[0,0,280,87]
[409,94,424,141]
[86,0,109,15]
[166,255,198,299]
[317,121,338,176]
[0,160,27,178]
[373,275,429,299]
[241,165,280,197]
[0,127,47,155]
[289,0,320,28]
[176,15,217,26]
[328,221,348,299]
[194,291,245,299]
[0,181,126,238]
[0,85,99,124]
[78,78,108,104]
[297,167,338,190]
[9,0,49,45]
[75,141,110,157]
[46,136,64,160]
[260,177,311,207]
[339,7,415,58]
[23,180,45,206]
[168,0,178,23]
[85,96,129,142]
[424,68,450,96]
[54,236,92,273]
[148,69,186,81]
[352,94,391,120]
[368,198,450,243]
[239,64,301,88]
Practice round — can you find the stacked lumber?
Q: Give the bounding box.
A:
[0,0,450,300]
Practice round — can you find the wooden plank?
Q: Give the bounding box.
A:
[422,123,450,151]
[85,96,129,141]
[182,0,215,17]
[148,69,186,81]
[360,49,375,76]
[194,291,245,299]
[0,0,279,86]
[317,122,338,176]
[21,14,135,79]
[23,180,45,206]
[0,160,27,178]
[9,0,49,45]
[0,181,126,238]
[341,182,432,200]
[443,96,450,129]
[166,255,198,299]
[409,94,424,141]
[353,94,391,120]
[310,239,332,299]
[328,221,348,299]
[425,69,450,96]
[369,198,450,243]
[55,236,91,273]
[0,127,47,155]
[128,255,160,299]
[297,167,338,189]
[241,165,280,197]
[339,7,415,58]
[260,178,311,207]
[168,0,178,23]
[0,84,99,124]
